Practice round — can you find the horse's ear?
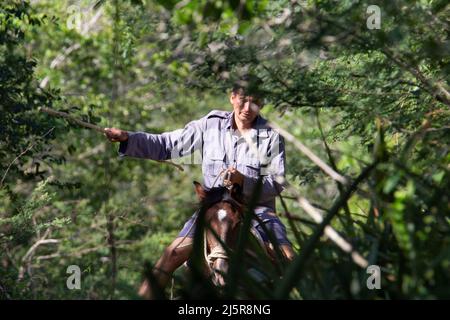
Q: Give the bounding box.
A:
[193,181,206,200]
[231,183,242,193]
[231,183,244,202]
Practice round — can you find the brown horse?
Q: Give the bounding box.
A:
[193,181,268,287]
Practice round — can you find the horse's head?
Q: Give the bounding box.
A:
[193,181,244,287]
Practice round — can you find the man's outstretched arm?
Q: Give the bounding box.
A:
[104,117,205,161]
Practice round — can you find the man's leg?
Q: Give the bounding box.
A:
[255,209,295,261]
[138,236,193,299]
[280,244,295,260]
[265,242,295,261]
[139,213,198,299]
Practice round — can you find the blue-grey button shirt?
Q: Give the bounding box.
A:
[118,110,286,211]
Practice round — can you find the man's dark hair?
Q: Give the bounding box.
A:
[231,75,264,99]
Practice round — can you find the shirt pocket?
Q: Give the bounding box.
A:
[243,158,260,178]
[203,150,226,178]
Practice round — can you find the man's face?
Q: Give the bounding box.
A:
[229,90,262,126]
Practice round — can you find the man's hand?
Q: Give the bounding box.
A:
[223,166,244,187]
[104,128,128,142]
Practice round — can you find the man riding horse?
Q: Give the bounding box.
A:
[104,76,294,299]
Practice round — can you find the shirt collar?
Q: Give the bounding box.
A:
[225,112,234,130]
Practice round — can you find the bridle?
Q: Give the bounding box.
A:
[172,169,241,253]
[176,169,268,281]
[203,175,244,274]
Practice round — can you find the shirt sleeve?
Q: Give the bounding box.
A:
[118,117,205,161]
[242,134,286,201]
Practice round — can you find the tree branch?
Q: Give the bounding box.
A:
[275,161,378,298]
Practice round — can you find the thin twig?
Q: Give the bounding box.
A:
[315,110,353,223]
[1,127,55,188]
[40,107,105,133]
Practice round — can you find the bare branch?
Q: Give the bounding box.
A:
[268,121,349,184]
[293,191,368,268]
[275,162,377,298]
[17,229,59,281]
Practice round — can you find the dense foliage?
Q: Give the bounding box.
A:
[1,0,448,299]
